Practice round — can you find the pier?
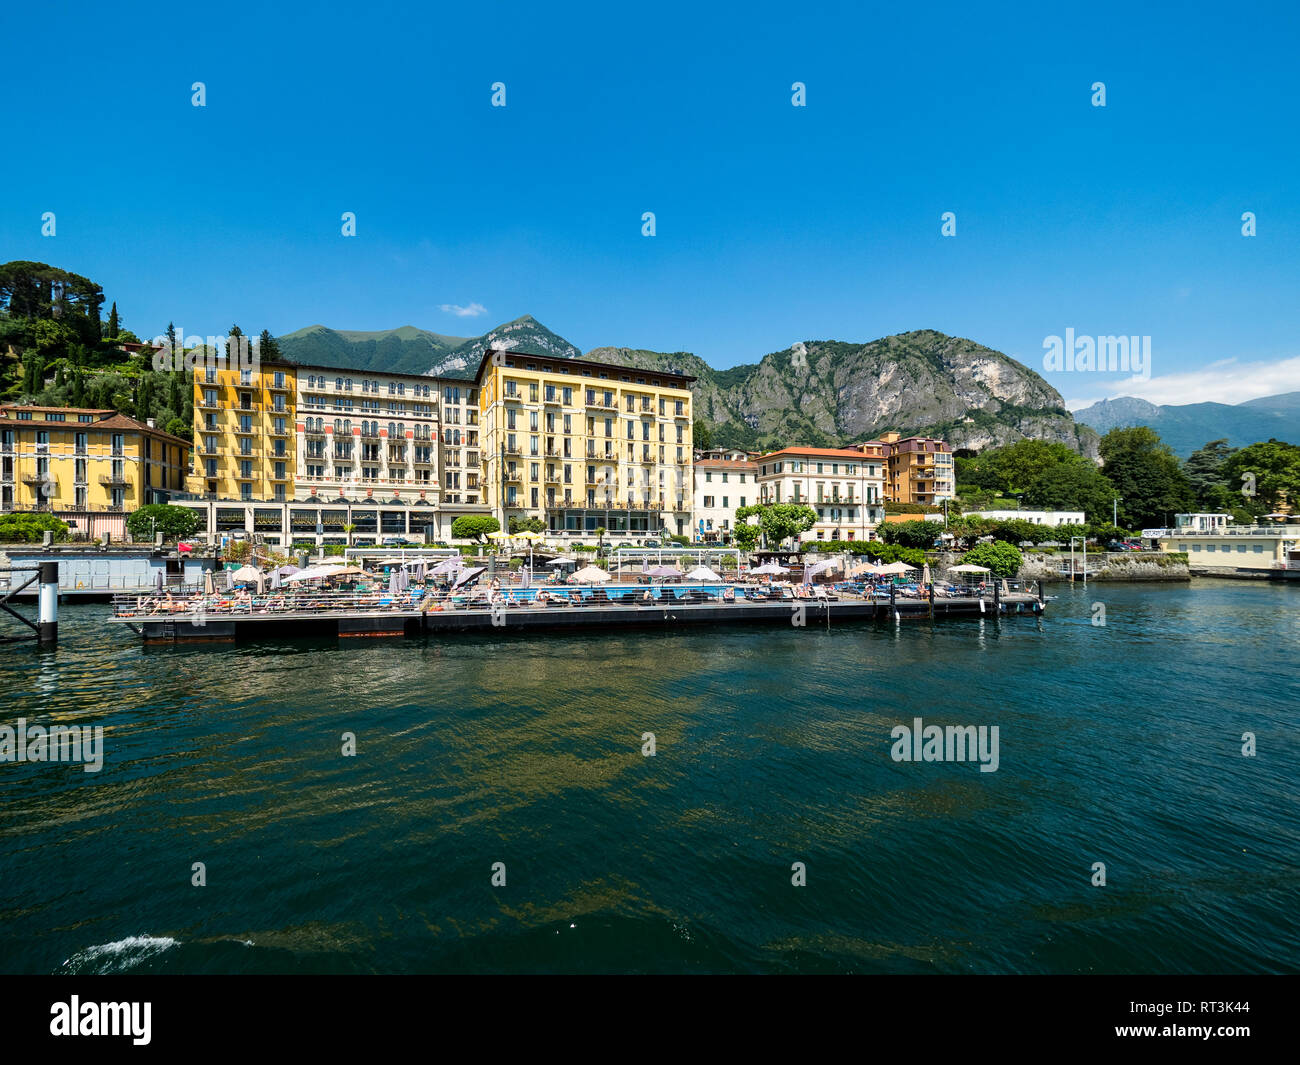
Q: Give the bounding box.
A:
[106,584,1045,643]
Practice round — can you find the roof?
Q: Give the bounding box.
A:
[90,412,194,448]
[0,405,114,417]
[695,458,757,470]
[758,446,874,461]
[471,348,696,387]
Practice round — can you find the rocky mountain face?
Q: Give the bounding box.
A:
[279,318,1098,456]
[277,316,579,379]
[1073,393,1300,458]
[591,330,1098,457]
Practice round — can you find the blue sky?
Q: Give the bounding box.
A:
[3,1,1297,408]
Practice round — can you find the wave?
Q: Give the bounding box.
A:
[58,935,180,974]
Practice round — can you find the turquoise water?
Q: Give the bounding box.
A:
[1,580,1297,973]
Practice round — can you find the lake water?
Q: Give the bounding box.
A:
[1,580,1297,973]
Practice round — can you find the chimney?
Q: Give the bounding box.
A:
[147,418,156,428]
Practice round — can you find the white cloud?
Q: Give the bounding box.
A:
[1063,354,1300,408]
[440,302,487,318]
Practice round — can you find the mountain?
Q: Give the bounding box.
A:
[589,330,1098,456]
[278,325,469,376]
[433,315,581,377]
[277,318,1098,456]
[278,316,582,379]
[1073,393,1300,458]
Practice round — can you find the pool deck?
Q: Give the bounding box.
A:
[108,591,1046,643]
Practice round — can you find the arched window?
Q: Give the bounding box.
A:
[335,377,343,390]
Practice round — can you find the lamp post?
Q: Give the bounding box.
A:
[1113,497,1120,528]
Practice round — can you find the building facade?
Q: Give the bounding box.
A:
[1,405,191,516]
[475,350,694,540]
[753,446,886,542]
[192,361,296,502]
[1158,516,1300,578]
[295,365,443,506]
[870,432,954,504]
[184,358,496,544]
[965,509,1084,527]
[692,457,759,541]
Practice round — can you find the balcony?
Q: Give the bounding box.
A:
[196,399,223,411]
[97,473,130,487]
[233,424,258,436]
[303,426,326,437]
[544,393,561,406]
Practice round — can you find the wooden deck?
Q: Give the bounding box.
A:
[107,592,1046,643]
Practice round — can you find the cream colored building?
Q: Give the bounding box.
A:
[475,349,694,541]
[754,446,886,542]
[1158,515,1300,577]
[693,457,758,541]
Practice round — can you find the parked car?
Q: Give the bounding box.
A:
[382,536,412,546]
[644,539,661,548]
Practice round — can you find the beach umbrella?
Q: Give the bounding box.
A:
[684,565,721,582]
[948,564,991,574]
[271,568,281,590]
[850,561,879,578]
[431,556,462,576]
[231,565,261,582]
[203,569,215,595]
[225,568,234,591]
[452,565,486,590]
[750,562,789,575]
[389,570,400,596]
[275,564,300,576]
[875,561,917,575]
[922,563,931,587]
[647,564,681,578]
[571,565,612,584]
[155,569,164,593]
[547,557,574,566]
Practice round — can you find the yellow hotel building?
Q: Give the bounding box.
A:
[474,349,695,539]
[191,361,296,502]
[1,405,192,513]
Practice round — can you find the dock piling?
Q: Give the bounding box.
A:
[37,561,58,645]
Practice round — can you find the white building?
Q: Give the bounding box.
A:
[966,509,1085,527]
[754,446,886,542]
[693,457,759,541]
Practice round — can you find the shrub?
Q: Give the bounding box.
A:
[451,515,500,541]
[961,541,1024,578]
[0,512,69,543]
[126,503,200,542]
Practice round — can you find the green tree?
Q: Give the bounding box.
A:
[1023,461,1117,524]
[1098,426,1195,529]
[258,329,281,361]
[107,302,120,339]
[1221,439,1300,518]
[961,541,1023,578]
[125,504,200,542]
[734,502,817,549]
[693,418,713,450]
[878,519,940,549]
[451,515,500,541]
[1182,439,1237,512]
